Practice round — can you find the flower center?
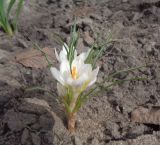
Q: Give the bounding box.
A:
[71,66,78,80]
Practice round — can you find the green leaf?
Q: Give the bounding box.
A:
[68,22,79,70]
[105,65,146,82]
[53,32,65,46]
[85,43,96,64]
[92,45,106,68]
[73,94,89,113]
[72,96,82,113]
[73,76,147,112]
[67,87,74,105]
[0,0,5,18]
[25,86,57,97]
[85,31,112,68]
[7,0,16,17]
[13,0,24,29]
[6,22,13,35]
[0,0,23,35]
[0,21,3,27]
[0,0,6,29]
[99,77,147,91]
[34,43,53,68]
[62,99,72,114]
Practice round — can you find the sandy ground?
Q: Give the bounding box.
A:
[0,0,160,145]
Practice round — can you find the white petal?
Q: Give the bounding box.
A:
[88,66,99,87]
[78,49,91,61]
[60,61,70,74]
[60,43,78,62]
[77,73,89,85]
[63,43,69,52]
[71,57,79,67]
[59,43,68,62]
[55,48,60,61]
[78,64,92,76]
[68,61,93,88]
[59,50,67,62]
[74,64,92,87]
[75,49,91,70]
[74,49,77,57]
[66,72,89,88]
[50,67,65,85]
[57,83,67,97]
[71,55,86,73]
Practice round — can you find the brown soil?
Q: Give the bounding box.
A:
[0,0,160,145]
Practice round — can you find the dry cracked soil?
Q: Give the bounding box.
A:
[0,0,160,145]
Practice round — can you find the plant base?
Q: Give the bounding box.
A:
[68,112,77,134]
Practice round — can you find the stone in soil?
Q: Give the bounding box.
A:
[21,128,30,145]
[18,99,48,115]
[4,109,25,131]
[31,133,41,145]
[131,106,160,125]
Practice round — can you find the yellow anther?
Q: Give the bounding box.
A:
[71,66,78,80]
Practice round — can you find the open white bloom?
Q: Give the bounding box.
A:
[55,43,77,62]
[50,44,99,95]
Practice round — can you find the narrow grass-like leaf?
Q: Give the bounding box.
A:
[62,99,72,114]
[25,86,56,97]
[76,76,147,111]
[73,94,89,113]
[0,0,5,18]
[100,77,147,91]
[0,21,2,27]
[85,43,96,64]
[105,65,146,82]
[34,43,53,68]
[92,34,112,68]
[68,22,79,70]
[67,87,74,106]
[0,0,23,35]
[72,96,82,113]
[53,32,65,46]
[13,0,24,29]
[0,0,6,31]
[92,45,106,68]
[85,31,112,68]
[7,0,16,17]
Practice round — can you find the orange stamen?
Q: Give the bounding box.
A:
[71,66,78,80]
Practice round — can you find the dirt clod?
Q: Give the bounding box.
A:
[131,106,160,125]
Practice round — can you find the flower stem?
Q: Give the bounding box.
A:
[4,23,14,36]
[7,26,13,36]
[68,112,76,134]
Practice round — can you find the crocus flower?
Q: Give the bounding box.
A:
[50,44,99,95]
[50,43,99,133]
